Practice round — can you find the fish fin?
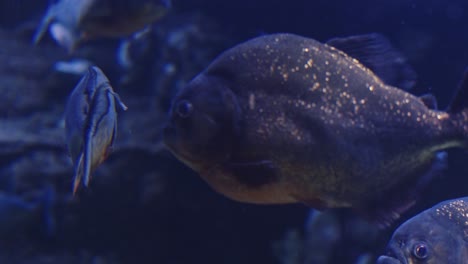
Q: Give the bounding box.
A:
[358,152,447,228]
[326,33,417,90]
[72,153,84,195]
[419,93,438,110]
[224,160,278,188]
[109,90,128,111]
[32,6,56,45]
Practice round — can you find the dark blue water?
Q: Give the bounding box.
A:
[0,0,466,263]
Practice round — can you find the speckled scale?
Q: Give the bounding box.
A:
[202,33,456,201]
[164,33,468,226]
[432,198,468,240]
[378,197,468,263]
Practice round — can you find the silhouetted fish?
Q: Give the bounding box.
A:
[65,66,127,194]
[378,197,468,264]
[163,33,468,226]
[33,0,171,51]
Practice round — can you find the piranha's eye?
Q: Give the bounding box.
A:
[175,100,193,118]
[412,243,428,260]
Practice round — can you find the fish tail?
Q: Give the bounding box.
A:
[447,68,468,146]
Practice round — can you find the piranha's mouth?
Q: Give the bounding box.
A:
[162,123,176,149]
[162,124,193,162]
[162,123,209,171]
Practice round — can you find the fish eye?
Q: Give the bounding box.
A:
[175,100,193,118]
[412,242,428,260]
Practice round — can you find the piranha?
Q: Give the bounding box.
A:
[65,66,127,195]
[33,0,171,52]
[377,197,468,264]
[163,32,468,226]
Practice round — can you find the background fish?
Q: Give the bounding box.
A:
[65,66,127,194]
[377,197,468,264]
[33,0,171,51]
[163,33,468,226]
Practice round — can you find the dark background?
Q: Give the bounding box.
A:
[0,0,466,263]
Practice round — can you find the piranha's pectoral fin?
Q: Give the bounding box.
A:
[326,33,417,90]
[224,160,278,188]
[358,151,447,229]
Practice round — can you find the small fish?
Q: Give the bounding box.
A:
[163,32,468,226]
[377,197,468,264]
[65,66,127,194]
[33,0,171,51]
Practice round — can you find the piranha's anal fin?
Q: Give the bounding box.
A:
[359,151,447,229]
[224,160,278,188]
[326,33,417,90]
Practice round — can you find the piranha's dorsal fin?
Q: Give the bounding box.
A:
[447,68,468,114]
[326,33,417,90]
[419,93,438,110]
